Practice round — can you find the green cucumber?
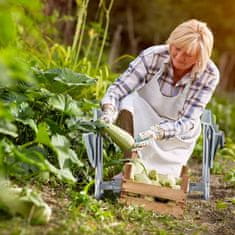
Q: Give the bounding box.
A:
[100,121,135,151]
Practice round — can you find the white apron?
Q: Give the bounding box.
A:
[119,68,201,177]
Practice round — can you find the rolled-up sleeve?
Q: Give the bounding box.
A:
[159,70,220,139]
[101,50,154,110]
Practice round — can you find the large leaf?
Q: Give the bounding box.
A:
[51,134,83,169]
[10,102,33,120]
[48,94,82,116]
[35,123,51,147]
[45,160,76,183]
[57,168,77,182]
[0,120,17,137]
[12,148,49,171]
[53,68,96,86]
[16,118,38,134]
[13,145,77,184]
[34,68,96,88]
[6,142,77,184]
[66,118,100,133]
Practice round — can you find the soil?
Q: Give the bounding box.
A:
[37,161,234,235]
[0,160,234,235]
[185,161,235,235]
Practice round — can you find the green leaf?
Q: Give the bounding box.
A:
[16,118,38,134]
[14,102,35,120]
[12,148,48,171]
[66,118,98,133]
[44,160,76,183]
[48,94,82,116]
[52,68,96,87]
[0,120,17,137]
[232,197,235,205]
[56,168,77,182]
[216,200,228,210]
[34,68,96,90]
[51,134,83,169]
[44,118,62,135]
[35,123,51,147]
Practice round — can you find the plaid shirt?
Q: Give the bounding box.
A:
[101,45,220,138]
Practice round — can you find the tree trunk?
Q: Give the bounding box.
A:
[218,52,235,91]
[43,0,76,45]
[126,6,140,55]
[108,24,123,71]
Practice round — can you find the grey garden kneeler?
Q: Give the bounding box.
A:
[82,109,122,199]
[189,109,224,200]
[83,109,224,200]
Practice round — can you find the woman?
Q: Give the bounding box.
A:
[100,19,220,177]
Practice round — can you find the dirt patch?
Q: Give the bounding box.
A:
[185,162,235,235]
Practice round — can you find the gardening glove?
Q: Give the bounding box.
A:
[134,125,165,149]
[100,105,117,124]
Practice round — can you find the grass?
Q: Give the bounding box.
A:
[1,138,235,235]
[1,134,235,235]
[0,171,234,235]
[0,191,208,235]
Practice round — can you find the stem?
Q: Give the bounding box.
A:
[21,140,36,149]
[74,0,90,67]
[89,1,104,61]
[95,0,114,70]
[85,36,94,59]
[96,69,103,99]
[71,1,86,63]
[59,114,64,128]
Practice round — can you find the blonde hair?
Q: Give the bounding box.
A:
[166,19,214,74]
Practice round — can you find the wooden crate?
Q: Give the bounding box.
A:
[119,152,189,217]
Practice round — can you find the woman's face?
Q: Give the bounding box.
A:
[170,44,198,71]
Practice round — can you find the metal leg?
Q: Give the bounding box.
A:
[189,109,224,200]
[95,134,103,199]
[202,125,211,200]
[83,109,122,199]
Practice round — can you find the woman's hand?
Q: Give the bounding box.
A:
[134,125,165,149]
[100,104,117,123]
[134,130,156,149]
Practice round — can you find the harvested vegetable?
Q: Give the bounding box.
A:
[134,173,152,184]
[99,120,135,151]
[148,169,159,181]
[129,159,147,180]
[151,180,161,186]
[172,185,181,190]
[129,162,182,189]
[158,174,176,187]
